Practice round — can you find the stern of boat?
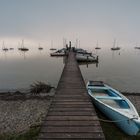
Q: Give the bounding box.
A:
[134,119,140,132]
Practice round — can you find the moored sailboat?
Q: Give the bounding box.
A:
[95,41,101,49]
[50,48,67,56]
[111,39,120,50]
[2,41,8,51]
[38,43,43,50]
[18,40,29,51]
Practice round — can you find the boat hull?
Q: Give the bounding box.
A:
[76,54,98,62]
[111,47,120,50]
[50,48,67,56]
[135,47,140,49]
[95,47,101,49]
[50,53,66,56]
[87,81,140,135]
[89,93,140,135]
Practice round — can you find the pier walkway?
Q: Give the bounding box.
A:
[38,51,105,139]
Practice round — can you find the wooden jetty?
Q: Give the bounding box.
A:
[38,51,105,139]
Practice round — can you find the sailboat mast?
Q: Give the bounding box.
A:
[2,41,5,49]
[75,39,77,48]
[51,40,53,48]
[113,39,116,48]
[96,41,98,48]
[63,38,67,48]
[21,39,24,48]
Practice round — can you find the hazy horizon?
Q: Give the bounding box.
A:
[0,0,140,49]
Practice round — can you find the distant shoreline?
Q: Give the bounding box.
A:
[0,90,139,102]
[0,90,140,95]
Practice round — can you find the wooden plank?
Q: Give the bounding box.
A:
[54,95,87,98]
[51,104,93,108]
[52,99,90,102]
[54,97,90,100]
[41,126,102,133]
[49,107,95,111]
[38,132,105,139]
[45,116,98,121]
[43,120,100,126]
[52,101,92,105]
[38,51,105,140]
[48,111,95,116]
[49,108,94,111]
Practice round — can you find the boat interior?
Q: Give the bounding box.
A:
[90,88,130,109]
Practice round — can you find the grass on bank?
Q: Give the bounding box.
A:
[0,126,40,140]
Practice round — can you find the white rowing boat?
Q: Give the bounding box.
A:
[87,81,140,135]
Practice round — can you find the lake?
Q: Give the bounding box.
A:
[0,48,64,91]
[0,46,140,93]
[80,47,140,93]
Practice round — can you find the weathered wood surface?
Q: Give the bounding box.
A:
[38,51,105,139]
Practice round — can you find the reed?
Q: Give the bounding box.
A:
[30,81,53,94]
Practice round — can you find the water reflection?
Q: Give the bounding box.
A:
[2,51,7,59]
[18,51,28,60]
[78,61,99,68]
[80,47,140,93]
[95,49,101,55]
[134,49,140,55]
[111,50,121,59]
[0,48,64,91]
[0,46,140,93]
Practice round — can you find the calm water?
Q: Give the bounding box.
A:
[0,47,140,93]
[80,47,140,93]
[0,48,64,91]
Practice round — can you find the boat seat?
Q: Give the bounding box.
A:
[95,96,123,100]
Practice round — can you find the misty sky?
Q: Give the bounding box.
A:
[0,0,140,48]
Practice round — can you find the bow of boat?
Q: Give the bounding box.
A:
[86,81,140,135]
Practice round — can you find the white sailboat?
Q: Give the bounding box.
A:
[95,41,101,49]
[18,40,29,51]
[38,43,43,50]
[2,41,8,51]
[134,43,140,49]
[111,39,120,50]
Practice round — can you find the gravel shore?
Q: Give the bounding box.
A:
[0,91,139,135]
[0,92,53,134]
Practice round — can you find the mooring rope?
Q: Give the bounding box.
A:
[96,117,138,123]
